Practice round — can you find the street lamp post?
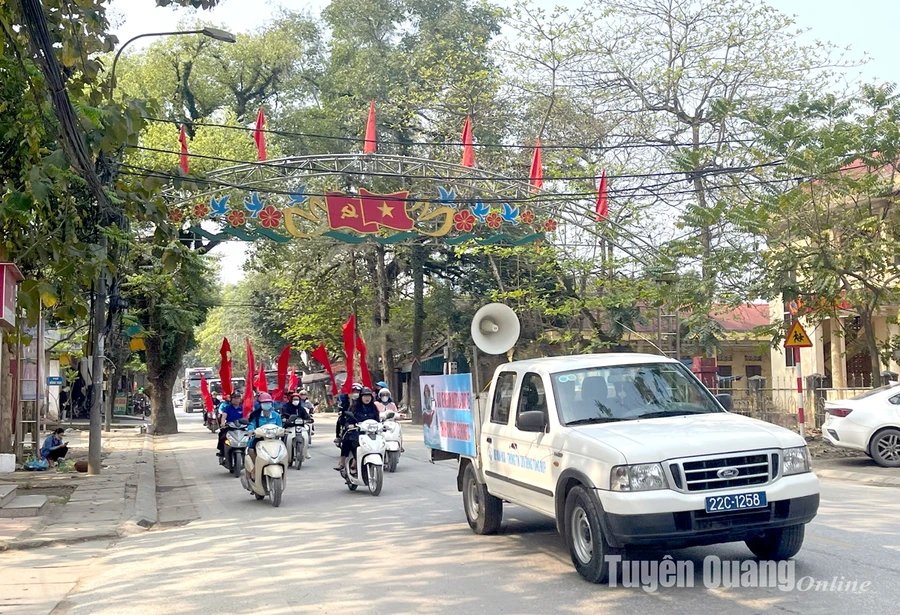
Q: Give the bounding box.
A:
[87,27,235,474]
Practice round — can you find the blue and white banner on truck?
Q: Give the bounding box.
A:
[420,374,475,457]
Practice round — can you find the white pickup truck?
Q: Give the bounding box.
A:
[443,353,820,583]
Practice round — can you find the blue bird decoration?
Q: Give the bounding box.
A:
[244,192,265,218]
[501,203,519,225]
[288,185,307,206]
[209,195,229,216]
[472,201,491,223]
[437,186,456,207]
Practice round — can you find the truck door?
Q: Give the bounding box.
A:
[508,372,556,515]
[481,371,519,501]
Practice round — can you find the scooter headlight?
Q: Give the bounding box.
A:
[366,423,379,435]
[259,447,277,462]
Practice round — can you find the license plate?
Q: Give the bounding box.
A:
[705,491,767,513]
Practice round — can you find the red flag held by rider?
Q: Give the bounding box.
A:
[255,363,269,394]
[342,314,356,394]
[356,333,373,388]
[199,374,214,414]
[311,344,337,396]
[274,345,291,401]
[288,367,299,392]
[243,339,255,418]
[218,338,233,398]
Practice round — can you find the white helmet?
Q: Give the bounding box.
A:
[378,388,392,400]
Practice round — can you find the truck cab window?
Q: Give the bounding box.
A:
[516,372,548,429]
[491,372,517,424]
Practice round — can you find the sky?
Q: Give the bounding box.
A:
[106,0,900,285]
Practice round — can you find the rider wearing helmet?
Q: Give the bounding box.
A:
[284,391,312,422]
[335,383,363,441]
[336,386,380,471]
[375,387,399,419]
[247,392,282,459]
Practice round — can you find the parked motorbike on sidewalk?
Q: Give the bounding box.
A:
[241,423,289,507]
[382,411,403,473]
[339,418,386,496]
[221,420,249,478]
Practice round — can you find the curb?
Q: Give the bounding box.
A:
[119,434,157,534]
[813,467,900,487]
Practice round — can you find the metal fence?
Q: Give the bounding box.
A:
[723,375,875,429]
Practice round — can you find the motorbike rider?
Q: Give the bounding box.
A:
[216,392,244,458]
[375,387,399,418]
[335,383,363,443]
[247,392,283,461]
[336,386,380,471]
[284,391,313,460]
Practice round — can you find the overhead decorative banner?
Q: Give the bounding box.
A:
[174,184,553,246]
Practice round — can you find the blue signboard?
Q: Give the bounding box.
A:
[420,374,475,457]
[47,376,64,386]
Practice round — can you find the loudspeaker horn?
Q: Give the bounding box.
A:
[471,303,520,355]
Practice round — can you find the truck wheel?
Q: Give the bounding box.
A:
[463,464,502,535]
[870,428,900,467]
[745,524,805,560]
[564,486,619,584]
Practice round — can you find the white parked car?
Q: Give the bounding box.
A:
[823,382,900,467]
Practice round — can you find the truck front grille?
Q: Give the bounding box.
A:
[675,452,774,492]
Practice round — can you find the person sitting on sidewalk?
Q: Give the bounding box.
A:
[41,428,68,467]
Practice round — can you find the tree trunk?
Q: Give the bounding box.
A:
[858,307,882,387]
[410,243,425,425]
[0,332,13,454]
[149,377,178,435]
[374,245,397,393]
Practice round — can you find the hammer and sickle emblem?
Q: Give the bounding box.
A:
[341,203,359,219]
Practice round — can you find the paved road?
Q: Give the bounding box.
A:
[21,411,900,614]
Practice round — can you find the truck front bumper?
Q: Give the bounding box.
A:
[598,472,820,549]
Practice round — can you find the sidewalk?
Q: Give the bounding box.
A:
[0,429,157,551]
[812,456,900,487]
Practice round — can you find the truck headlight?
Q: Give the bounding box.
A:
[610,463,668,492]
[782,446,810,476]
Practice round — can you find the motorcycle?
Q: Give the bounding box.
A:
[284,415,312,469]
[339,418,386,496]
[382,411,403,473]
[221,419,249,477]
[204,408,219,433]
[241,423,289,507]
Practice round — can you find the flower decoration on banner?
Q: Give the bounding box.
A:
[544,218,558,232]
[453,209,477,232]
[520,210,535,224]
[288,185,308,206]
[210,195,229,215]
[259,205,283,229]
[486,212,502,229]
[471,202,490,223]
[501,203,519,225]
[168,209,183,223]
[244,192,265,218]
[227,210,246,227]
[193,202,210,218]
[437,186,456,207]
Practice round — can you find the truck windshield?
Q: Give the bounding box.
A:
[551,362,723,425]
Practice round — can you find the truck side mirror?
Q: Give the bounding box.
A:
[518,410,547,433]
[715,393,733,412]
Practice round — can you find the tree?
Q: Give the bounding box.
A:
[753,84,900,381]
[123,240,217,434]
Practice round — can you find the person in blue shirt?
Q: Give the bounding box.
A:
[247,392,282,460]
[41,428,68,466]
[216,392,245,458]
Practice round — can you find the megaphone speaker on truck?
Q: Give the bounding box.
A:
[471,303,520,355]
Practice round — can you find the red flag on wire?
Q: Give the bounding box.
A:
[311,344,338,396]
[274,344,291,401]
[243,339,255,418]
[595,169,609,221]
[341,314,356,394]
[178,125,189,175]
[218,338,233,398]
[255,363,269,394]
[461,116,475,168]
[199,374,214,414]
[530,139,543,191]
[356,334,373,388]
[288,367,299,392]
[254,107,267,162]
[364,100,377,154]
